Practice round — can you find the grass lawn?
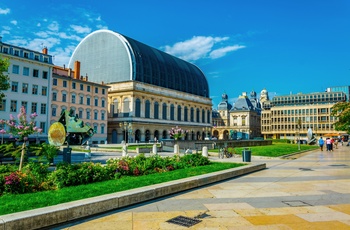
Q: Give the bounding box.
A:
[0,162,244,215]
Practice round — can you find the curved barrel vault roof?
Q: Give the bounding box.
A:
[68,29,209,98]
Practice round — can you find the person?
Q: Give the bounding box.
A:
[330,138,334,151]
[318,137,324,151]
[334,139,338,149]
[326,138,332,151]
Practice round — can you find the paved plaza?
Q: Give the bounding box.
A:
[52,144,350,230]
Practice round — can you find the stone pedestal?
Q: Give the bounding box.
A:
[202,146,208,157]
[174,144,179,154]
[153,144,158,155]
[122,144,127,157]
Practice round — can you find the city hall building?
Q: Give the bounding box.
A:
[68,30,212,144]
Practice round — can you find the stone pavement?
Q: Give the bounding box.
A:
[53,144,350,229]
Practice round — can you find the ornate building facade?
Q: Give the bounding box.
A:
[212,91,262,140]
[68,30,212,143]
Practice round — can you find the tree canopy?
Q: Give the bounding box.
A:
[0,56,10,102]
[331,101,350,134]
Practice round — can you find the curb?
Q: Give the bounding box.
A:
[0,163,266,230]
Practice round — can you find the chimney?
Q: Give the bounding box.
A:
[42,47,48,54]
[74,61,80,80]
[85,74,88,81]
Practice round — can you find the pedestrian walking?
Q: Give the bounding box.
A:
[326,138,332,151]
[318,137,324,151]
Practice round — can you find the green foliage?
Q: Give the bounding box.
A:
[331,102,350,133]
[0,143,21,158]
[29,143,59,163]
[0,56,10,101]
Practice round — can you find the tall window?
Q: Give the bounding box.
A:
[23,67,29,76]
[10,100,17,112]
[52,92,57,101]
[94,98,98,106]
[190,108,194,122]
[53,79,57,85]
[63,81,67,87]
[40,103,46,114]
[21,101,27,111]
[80,84,83,90]
[71,95,76,103]
[170,104,175,120]
[52,108,56,116]
[40,122,46,133]
[94,111,98,120]
[0,99,5,111]
[32,85,38,95]
[72,82,76,89]
[42,71,48,79]
[145,100,150,118]
[101,99,105,107]
[62,93,66,102]
[86,111,90,119]
[87,97,90,105]
[87,85,91,92]
[177,105,182,121]
[79,96,83,104]
[33,69,39,77]
[154,102,159,119]
[162,103,167,120]
[12,65,19,74]
[184,106,188,122]
[79,110,83,119]
[202,109,205,123]
[31,102,37,113]
[101,112,105,120]
[113,99,119,114]
[101,126,105,134]
[135,99,141,117]
[95,87,98,93]
[196,109,200,122]
[102,89,105,95]
[41,86,47,96]
[11,82,18,92]
[123,98,130,113]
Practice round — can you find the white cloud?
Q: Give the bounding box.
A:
[2,26,11,30]
[51,45,76,66]
[0,8,10,15]
[10,20,17,25]
[34,31,49,38]
[58,32,82,42]
[209,45,246,59]
[163,36,243,62]
[48,21,59,32]
[70,25,91,34]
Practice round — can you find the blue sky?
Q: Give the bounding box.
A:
[1,0,349,108]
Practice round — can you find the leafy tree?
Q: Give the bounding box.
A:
[331,101,350,133]
[0,56,10,102]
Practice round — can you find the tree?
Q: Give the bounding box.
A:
[330,101,350,134]
[0,56,10,102]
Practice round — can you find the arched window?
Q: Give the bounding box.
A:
[170,104,175,120]
[145,100,150,118]
[112,99,118,115]
[154,101,159,119]
[190,108,194,122]
[135,98,141,117]
[196,108,200,122]
[123,98,130,113]
[202,109,205,123]
[177,105,182,121]
[162,103,167,120]
[184,106,188,122]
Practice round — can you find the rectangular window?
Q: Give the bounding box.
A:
[72,82,76,89]
[53,79,57,85]
[14,50,19,56]
[87,85,91,92]
[21,101,27,111]
[32,85,38,95]
[40,122,46,133]
[12,65,19,74]
[3,47,8,54]
[40,103,46,114]
[22,83,28,93]
[86,111,90,119]
[24,52,29,58]
[101,126,105,134]
[42,71,48,79]
[23,67,29,76]
[0,99,6,111]
[33,69,39,77]
[87,98,90,106]
[101,100,105,107]
[62,94,66,102]
[52,92,57,101]
[31,102,37,113]
[94,98,98,106]
[43,57,48,63]
[72,95,76,103]
[80,84,83,90]
[63,80,67,87]
[95,87,98,93]
[10,100,17,112]
[94,111,98,120]
[52,108,56,116]
[11,82,18,92]
[94,125,97,133]
[79,96,83,104]
[42,86,47,96]
[101,113,105,120]
[102,89,105,95]
[34,55,39,61]
[79,110,83,119]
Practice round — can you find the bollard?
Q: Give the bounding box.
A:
[202,146,208,157]
[153,144,158,155]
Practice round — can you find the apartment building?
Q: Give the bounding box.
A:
[261,89,348,141]
[0,37,53,142]
[51,61,109,144]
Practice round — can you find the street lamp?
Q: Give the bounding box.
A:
[119,122,132,144]
[202,127,211,139]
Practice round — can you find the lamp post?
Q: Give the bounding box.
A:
[202,127,211,140]
[120,121,132,157]
[128,123,133,143]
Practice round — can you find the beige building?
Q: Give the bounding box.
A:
[260,89,347,142]
[67,30,212,144]
[51,61,109,144]
[212,91,262,140]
